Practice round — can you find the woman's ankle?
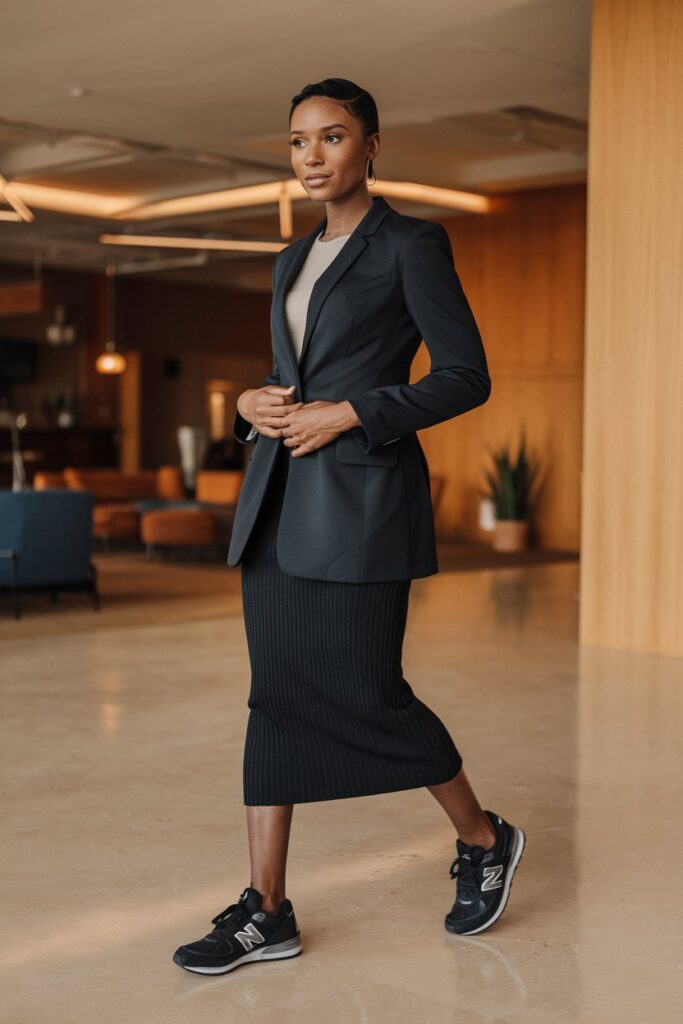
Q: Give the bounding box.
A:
[252,888,286,915]
[457,822,497,849]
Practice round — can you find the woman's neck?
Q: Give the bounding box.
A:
[320,194,373,240]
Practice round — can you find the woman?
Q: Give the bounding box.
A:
[173,78,525,976]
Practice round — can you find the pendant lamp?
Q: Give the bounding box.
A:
[95,270,127,374]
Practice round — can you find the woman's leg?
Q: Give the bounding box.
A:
[427,767,497,848]
[246,804,294,914]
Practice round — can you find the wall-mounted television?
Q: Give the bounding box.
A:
[0,339,37,383]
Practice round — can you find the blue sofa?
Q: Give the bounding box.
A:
[0,488,100,620]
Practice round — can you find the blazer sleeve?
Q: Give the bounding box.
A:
[233,256,283,445]
[347,221,491,453]
[233,355,282,444]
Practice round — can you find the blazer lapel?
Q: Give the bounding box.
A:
[273,195,392,394]
[273,222,322,392]
[298,232,368,367]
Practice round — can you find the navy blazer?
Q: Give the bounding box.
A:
[227,194,491,582]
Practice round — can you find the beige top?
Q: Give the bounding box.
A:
[246,230,351,440]
[284,229,352,362]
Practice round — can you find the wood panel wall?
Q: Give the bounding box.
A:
[579,0,682,656]
[419,184,586,551]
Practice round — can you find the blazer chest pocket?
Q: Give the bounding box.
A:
[345,271,393,296]
[335,434,399,467]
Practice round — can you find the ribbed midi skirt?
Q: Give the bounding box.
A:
[240,442,463,805]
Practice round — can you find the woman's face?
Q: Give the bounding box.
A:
[289,96,379,201]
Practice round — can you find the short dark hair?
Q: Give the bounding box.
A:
[289,78,379,180]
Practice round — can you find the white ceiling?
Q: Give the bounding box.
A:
[0,0,591,289]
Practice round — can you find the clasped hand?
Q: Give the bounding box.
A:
[240,384,358,457]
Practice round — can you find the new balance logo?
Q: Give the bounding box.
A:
[234,923,266,951]
[481,865,504,891]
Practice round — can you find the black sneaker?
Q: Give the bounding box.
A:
[173,886,302,975]
[445,809,526,936]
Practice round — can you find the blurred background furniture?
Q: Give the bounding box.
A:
[195,469,242,505]
[93,505,141,547]
[0,489,100,619]
[139,469,243,559]
[34,466,187,547]
[140,508,223,559]
[36,465,186,502]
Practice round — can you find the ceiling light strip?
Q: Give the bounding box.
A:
[115,178,491,221]
[0,174,34,222]
[0,177,492,226]
[99,234,286,253]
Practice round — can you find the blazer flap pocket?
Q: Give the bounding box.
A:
[335,435,399,467]
[346,271,393,295]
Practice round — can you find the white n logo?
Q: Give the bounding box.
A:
[234,923,265,951]
[481,865,504,891]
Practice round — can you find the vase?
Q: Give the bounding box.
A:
[493,519,529,552]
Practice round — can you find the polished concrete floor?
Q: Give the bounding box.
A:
[2,557,681,1023]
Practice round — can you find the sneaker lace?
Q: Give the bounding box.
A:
[449,852,482,903]
[210,891,252,931]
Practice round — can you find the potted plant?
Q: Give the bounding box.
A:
[481,427,541,552]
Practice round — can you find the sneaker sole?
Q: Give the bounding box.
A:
[174,934,302,975]
[445,825,526,936]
